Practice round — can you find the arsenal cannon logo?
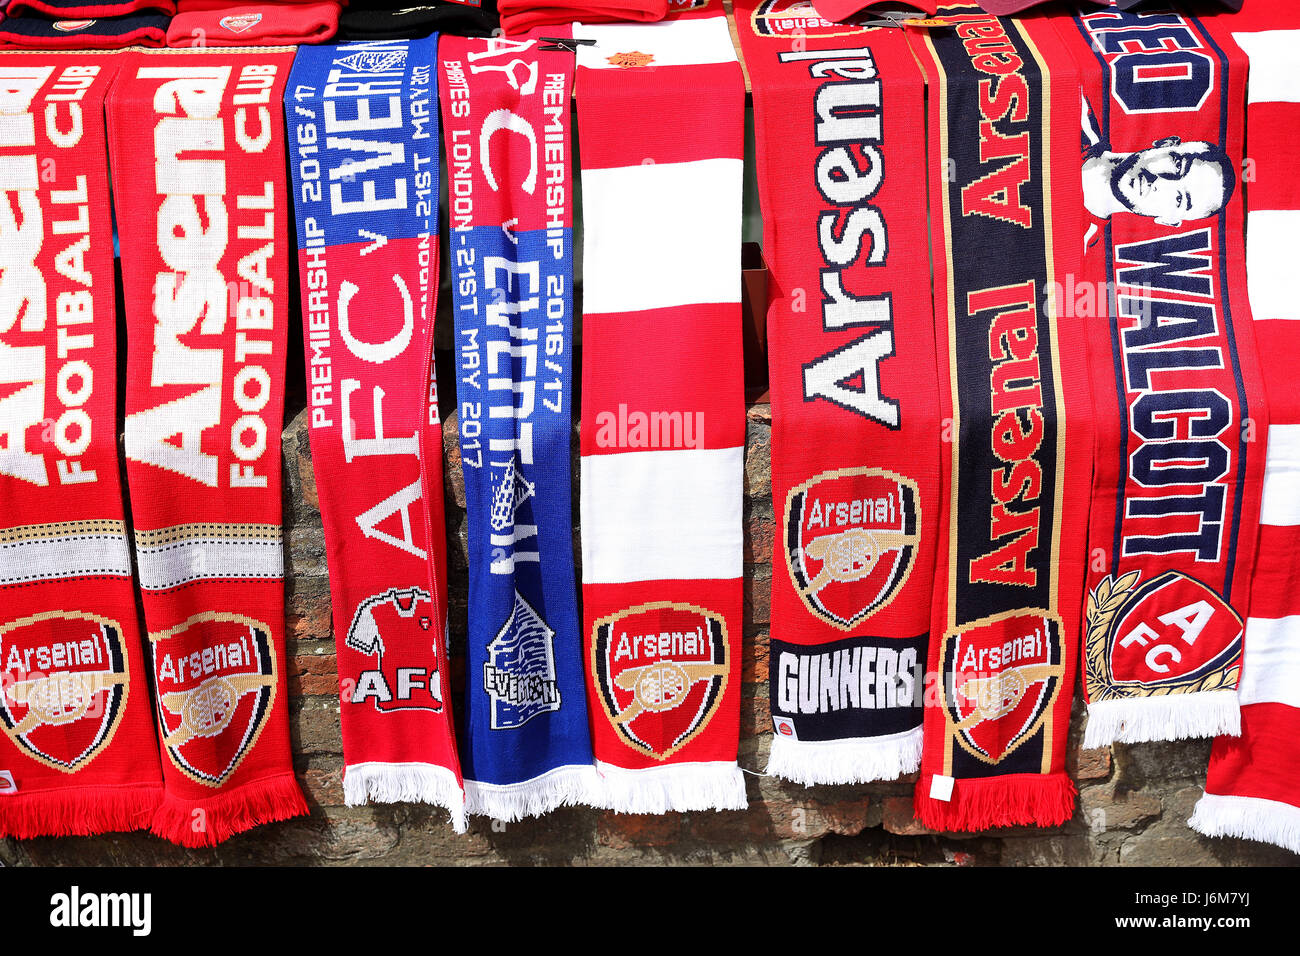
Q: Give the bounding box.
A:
[0,611,130,772]
[150,612,276,787]
[784,467,920,631]
[941,609,1065,764]
[591,602,730,761]
[1084,570,1242,700]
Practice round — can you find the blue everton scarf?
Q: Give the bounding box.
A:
[438,32,600,820]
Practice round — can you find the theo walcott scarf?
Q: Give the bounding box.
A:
[575,0,747,813]
[909,6,1091,831]
[107,48,308,846]
[286,37,467,831]
[734,1,941,785]
[0,53,164,838]
[438,30,601,821]
[1058,5,1267,747]
[1190,1,1300,856]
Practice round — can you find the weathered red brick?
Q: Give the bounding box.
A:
[883,796,932,836]
[1068,745,1112,782]
[289,654,338,697]
[597,813,683,849]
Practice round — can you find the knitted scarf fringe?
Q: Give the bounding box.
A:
[915,772,1077,831]
[343,761,467,833]
[150,772,308,848]
[0,784,162,840]
[464,764,605,823]
[1083,692,1241,748]
[592,760,748,814]
[1189,792,1300,856]
[766,728,922,786]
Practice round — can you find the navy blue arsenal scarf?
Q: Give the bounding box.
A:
[286,38,467,828]
[909,7,1092,830]
[438,31,599,820]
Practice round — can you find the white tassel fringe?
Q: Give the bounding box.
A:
[464,764,605,823]
[1083,692,1240,747]
[592,760,748,814]
[1189,792,1300,855]
[765,727,922,786]
[343,761,468,833]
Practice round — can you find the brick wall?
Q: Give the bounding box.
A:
[3,403,1296,867]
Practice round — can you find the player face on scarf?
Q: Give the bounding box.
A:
[1088,136,1235,226]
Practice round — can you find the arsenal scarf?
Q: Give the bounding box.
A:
[286,38,466,831]
[1058,6,1267,747]
[575,0,747,812]
[1190,2,1300,855]
[734,2,941,785]
[107,48,307,846]
[0,53,164,837]
[437,31,601,821]
[909,7,1090,830]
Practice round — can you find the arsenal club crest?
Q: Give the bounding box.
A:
[1084,570,1242,699]
[52,19,95,31]
[591,602,729,760]
[785,467,920,630]
[942,609,1064,764]
[219,13,262,33]
[150,612,276,787]
[0,611,129,772]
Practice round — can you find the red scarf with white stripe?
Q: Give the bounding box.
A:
[575,0,747,812]
[1057,5,1267,749]
[107,49,307,846]
[1191,1,1300,856]
[0,53,165,837]
[735,2,941,786]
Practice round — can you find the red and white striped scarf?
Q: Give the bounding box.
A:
[1191,1,1300,856]
[575,0,747,812]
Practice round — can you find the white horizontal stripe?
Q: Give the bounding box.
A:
[1260,423,1300,526]
[1248,210,1300,321]
[575,16,737,69]
[1234,31,1300,104]
[1240,615,1300,708]
[136,535,283,590]
[581,446,742,584]
[581,158,742,315]
[0,532,130,586]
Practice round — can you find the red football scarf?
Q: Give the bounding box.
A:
[1190,1,1300,856]
[1057,6,1267,747]
[167,2,339,47]
[106,49,307,846]
[909,6,1090,830]
[735,3,941,785]
[285,37,466,831]
[500,0,665,37]
[576,0,747,812]
[0,53,165,837]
